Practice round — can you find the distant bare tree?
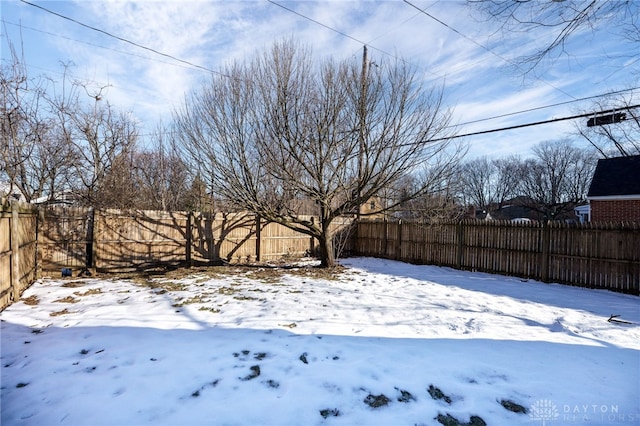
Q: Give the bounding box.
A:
[458,155,521,214]
[492,155,522,207]
[0,38,58,201]
[96,150,139,209]
[392,158,467,222]
[518,139,597,220]
[469,0,639,74]
[458,157,493,211]
[25,127,76,202]
[50,74,138,207]
[183,174,212,213]
[134,126,189,211]
[175,40,460,267]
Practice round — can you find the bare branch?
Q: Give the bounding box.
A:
[175,40,459,266]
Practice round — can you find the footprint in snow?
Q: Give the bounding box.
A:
[240,365,260,381]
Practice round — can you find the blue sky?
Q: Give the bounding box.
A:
[2,0,638,158]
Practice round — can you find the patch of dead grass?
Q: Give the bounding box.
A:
[134,279,189,292]
[218,286,237,295]
[21,295,40,306]
[95,263,343,298]
[50,308,75,316]
[287,265,345,281]
[74,288,102,297]
[53,296,80,303]
[173,295,209,307]
[243,268,284,283]
[61,281,86,288]
[233,295,260,301]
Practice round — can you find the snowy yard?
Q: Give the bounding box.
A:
[1,257,638,426]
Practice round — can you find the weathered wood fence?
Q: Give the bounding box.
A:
[356,219,640,295]
[1,199,39,310]
[38,207,354,272]
[2,205,354,309]
[2,206,639,311]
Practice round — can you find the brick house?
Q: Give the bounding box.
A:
[587,155,640,223]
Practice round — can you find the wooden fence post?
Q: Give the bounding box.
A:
[10,202,20,302]
[36,208,44,279]
[396,220,403,261]
[541,223,551,283]
[255,215,261,262]
[186,211,193,267]
[456,221,464,269]
[384,219,388,258]
[91,209,99,271]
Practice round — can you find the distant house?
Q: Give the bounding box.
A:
[574,204,590,224]
[0,182,25,202]
[359,196,386,219]
[587,155,640,223]
[31,191,76,206]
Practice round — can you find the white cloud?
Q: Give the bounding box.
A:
[2,0,636,157]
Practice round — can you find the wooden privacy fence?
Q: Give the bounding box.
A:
[0,199,39,310]
[38,207,355,272]
[356,219,640,295]
[2,206,353,310]
[3,206,639,311]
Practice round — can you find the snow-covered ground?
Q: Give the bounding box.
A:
[1,257,638,426]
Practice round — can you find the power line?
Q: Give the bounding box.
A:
[18,0,229,78]
[267,0,363,46]
[430,104,640,142]
[455,86,640,128]
[1,19,199,73]
[269,0,577,102]
[266,0,439,77]
[13,0,638,145]
[402,0,576,100]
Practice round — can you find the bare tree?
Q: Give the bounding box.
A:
[517,139,597,220]
[458,155,521,214]
[49,75,139,207]
[458,157,493,211]
[469,0,639,74]
[175,40,460,267]
[1,38,58,202]
[96,150,139,209]
[393,158,467,222]
[2,38,144,207]
[182,174,213,213]
[24,127,76,202]
[134,126,189,211]
[492,155,522,208]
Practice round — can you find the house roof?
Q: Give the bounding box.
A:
[587,155,640,198]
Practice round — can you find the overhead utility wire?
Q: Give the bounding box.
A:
[266,0,429,74]
[455,86,640,128]
[267,0,362,46]
[429,104,640,142]
[1,19,198,73]
[402,0,576,100]
[328,0,640,132]
[19,0,228,77]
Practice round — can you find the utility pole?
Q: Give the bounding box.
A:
[357,45,368,220]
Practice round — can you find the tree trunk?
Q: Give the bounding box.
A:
[318,230,335,268]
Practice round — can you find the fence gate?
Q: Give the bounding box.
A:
[40,206,93,271]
